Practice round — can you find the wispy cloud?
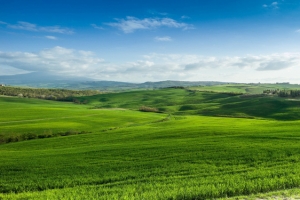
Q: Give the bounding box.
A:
[91,24,104,30]
[263,2,279,9]
[106,16,193,33]
[3,21,73,34]
[45,36,57,40]
[154,36,172,42]
[181,15,190,19]
[0,21,7,25]
[8,21,37,31]
[147,10,168,16]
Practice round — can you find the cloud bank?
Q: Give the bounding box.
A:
[0,47,104,76]
[0,47,299,82]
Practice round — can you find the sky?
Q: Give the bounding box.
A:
[1,0,300,83]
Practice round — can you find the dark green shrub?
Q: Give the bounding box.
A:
[139,106,159,113]
[25,133,38,140]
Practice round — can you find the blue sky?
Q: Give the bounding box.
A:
[1,0,300,83]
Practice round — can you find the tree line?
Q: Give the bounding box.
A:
[0,86,101,102]
[263,89,300,97]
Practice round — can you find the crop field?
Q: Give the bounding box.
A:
[1,87,300,199]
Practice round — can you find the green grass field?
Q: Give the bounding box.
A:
[188,83,300,94]
[77,88,300,120]
[0,96,166,143]
[1,87,300,199]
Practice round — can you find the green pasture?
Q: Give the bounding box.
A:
[188,83,300,94]
[2,88,300,199]
[0,96,165,140]
[77,88,300,120]
[2,114,300,199]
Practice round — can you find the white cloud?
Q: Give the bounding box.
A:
[181,15,190,19]
[154,36,172,42]
[177,53,298,71]
[1,48,300,83]
[91,24,104,30]
[8,21,37,31]
[263,1,279,9]
[124,53,300,82]
[6,21,73,34]
[0,46,104,77]
[45,36,57,40]
[0,21,7,25]
[106,16,193,33]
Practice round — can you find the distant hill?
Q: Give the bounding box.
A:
[67,80,227,90]
[0,72,228,90]
[0,72,93,88]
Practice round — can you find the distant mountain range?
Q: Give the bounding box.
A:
[0,72,228,90]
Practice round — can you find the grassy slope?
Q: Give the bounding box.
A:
[189,83,300,94]
[2,89,300,199]
[0,96,165,136]
[77,88,300,120]
[2,115,300,199]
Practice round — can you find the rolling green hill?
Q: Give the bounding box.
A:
[2,108,300,199]
[76,88,300,120]
[0,96,166,143]
[2,88,300,199]
[189,83,300,94]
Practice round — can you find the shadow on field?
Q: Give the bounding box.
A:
[198,96,300,121]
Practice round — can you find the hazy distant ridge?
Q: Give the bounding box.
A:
[0,72,227,90]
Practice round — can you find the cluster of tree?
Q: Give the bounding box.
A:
[0,86,101,101]
[185,89,242,96]
[263,89,279,95]
[166,86,186,89]
[263,89,300,98]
